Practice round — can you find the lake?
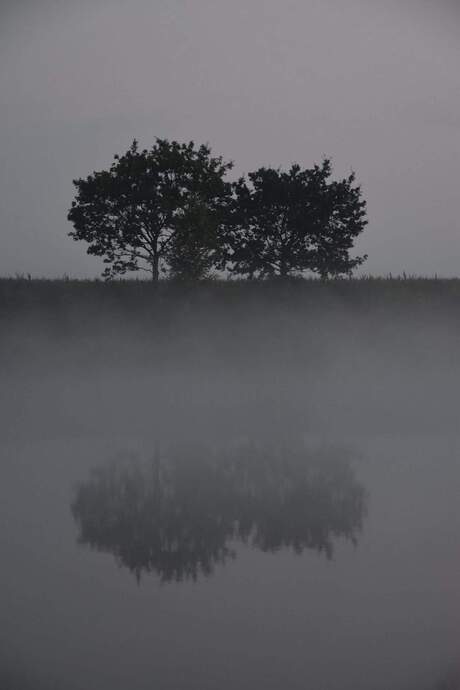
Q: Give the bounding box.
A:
[1,282,460,689]
[1,430,459,690]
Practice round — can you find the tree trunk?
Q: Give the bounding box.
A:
[151,255,159,282]
[279,248,288,278]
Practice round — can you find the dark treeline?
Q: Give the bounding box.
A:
[67,138,367,281]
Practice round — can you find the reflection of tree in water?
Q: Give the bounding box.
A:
[71,442,367,582]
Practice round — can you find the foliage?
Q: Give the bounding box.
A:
[67,139,233,280]
[167,200,222,281]
[226,160,368,278]
[68,139,368,281]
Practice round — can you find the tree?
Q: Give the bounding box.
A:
[68,139,233,280]
[226,160,367,279]
[167,199,222,281]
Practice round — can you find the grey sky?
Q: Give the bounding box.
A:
[1,0,459,277]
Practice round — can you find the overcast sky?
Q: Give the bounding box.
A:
[1,0,459,277]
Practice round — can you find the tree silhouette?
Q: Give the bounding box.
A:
[68,139,233,281]
[71,442,367,583]
[227,160,367,279]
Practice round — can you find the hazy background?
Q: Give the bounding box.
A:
[1,0,459,278]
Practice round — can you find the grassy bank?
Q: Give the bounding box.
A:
[1,275,459,382]
[2,275,460,320]
[1,276,460,451]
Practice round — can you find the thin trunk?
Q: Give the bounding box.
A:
[279,245,288,278]
[151,255,159,281]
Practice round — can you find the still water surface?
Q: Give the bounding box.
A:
[1,433,459,689]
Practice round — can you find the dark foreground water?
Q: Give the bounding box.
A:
[1,432,459,690]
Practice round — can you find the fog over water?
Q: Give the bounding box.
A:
[1,281,460,689]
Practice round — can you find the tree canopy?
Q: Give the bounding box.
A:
[68,141,367,281]
[68,139,233,280]
[227,160,367,279]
